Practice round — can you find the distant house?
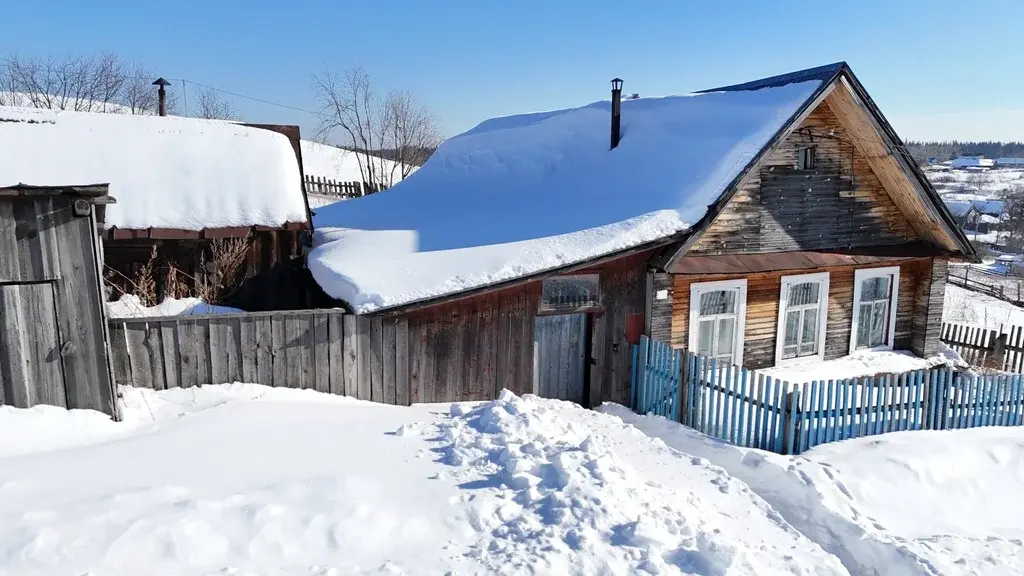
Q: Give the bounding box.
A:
[944,200,979,228]
[308,62,975,407]
[951,156,995,169]
[995,158,1024,168]
[0,106,313,311]
[972,198,1005,218]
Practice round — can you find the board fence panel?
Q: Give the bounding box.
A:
[632,335,1024,455]
[110,309,477,406]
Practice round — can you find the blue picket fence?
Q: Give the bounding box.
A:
[630,335,1024,455]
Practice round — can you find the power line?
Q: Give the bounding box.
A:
[174,78,322,117]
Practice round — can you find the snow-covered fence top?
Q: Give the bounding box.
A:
[0,106,308,231]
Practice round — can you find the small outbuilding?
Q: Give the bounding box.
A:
[0,184,117,417]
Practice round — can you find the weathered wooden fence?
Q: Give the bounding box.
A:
[303,176,383,199]
[108,309,412,405]
[940,321,1024,373]
[632,335,1024,455]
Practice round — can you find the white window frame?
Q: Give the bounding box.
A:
[850,266,901,354]
[774,272,830,367]
[688,279,747,366]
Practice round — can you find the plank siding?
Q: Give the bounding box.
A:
[669,259,931,370]
[690,103,917,255]
[1,194,115,415]
[649,272,674,343]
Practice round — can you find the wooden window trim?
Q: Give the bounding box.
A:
[774,272,830,367]
[850,266,900,354]
[688,278,747,366]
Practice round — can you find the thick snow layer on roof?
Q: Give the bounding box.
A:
[0,106,307,230]
[944,200,974,217]
[311,80,821,312]
[300,140,416,185]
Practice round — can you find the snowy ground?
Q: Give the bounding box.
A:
[945,283,1024,329]
[925,167,1024,198]
[107,295,242,318]
[608,406,1024,576]
[0,385,847,575]
[760,348,963,384]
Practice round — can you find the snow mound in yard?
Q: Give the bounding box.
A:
[0,384,850,575]
[430,391,848,575]
[607,405,1024,576]
[310,81,821,312]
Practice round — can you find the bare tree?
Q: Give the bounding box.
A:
[312,65,441,189]
[1,52,176,115]
[191,85,236,120]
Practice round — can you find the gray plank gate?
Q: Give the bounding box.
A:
[0,282,67,408]
[533,314,587,404]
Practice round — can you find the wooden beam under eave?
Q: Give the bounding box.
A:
[823,83,961,252]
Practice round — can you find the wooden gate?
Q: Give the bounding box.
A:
[533,314,587,403]
[0,282,67,408]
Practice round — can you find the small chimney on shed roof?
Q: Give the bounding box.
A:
[610,78,623,150]
[153,77,171,117]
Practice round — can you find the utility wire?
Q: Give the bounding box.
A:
[174,78,322,117]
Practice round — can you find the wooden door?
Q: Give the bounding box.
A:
[0,282,67,408]
[533,313,586,404]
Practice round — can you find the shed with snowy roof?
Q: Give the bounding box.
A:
[309,63,975,407]
[0,107,314,311]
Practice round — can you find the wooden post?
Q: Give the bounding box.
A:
[993,332,1008,370]
[782,388,799,455]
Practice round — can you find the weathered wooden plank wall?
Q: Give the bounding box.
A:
[110,309,414,405]
[690,100,917,255]
[0,194,115,416]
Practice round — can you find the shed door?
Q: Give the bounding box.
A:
[533,314,586,404]
[0,282,67,408]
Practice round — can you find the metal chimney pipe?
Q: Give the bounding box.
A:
[610,78,623,150]
[152,78,171,116]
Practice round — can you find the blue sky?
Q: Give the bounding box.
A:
[3,0,1022,142]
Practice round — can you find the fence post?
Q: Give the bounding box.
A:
[993,333,1008,370]
[677,350,688,423]
[782,387,800,455]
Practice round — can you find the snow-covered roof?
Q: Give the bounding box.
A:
[979,214,1001,224]
[300,140,416,186]
[0,106,307,230]
[310,78,823,313]
[996,158,1024,165]
[951,157,995,168]
[972,198,1004,216]
[944,200,975,217]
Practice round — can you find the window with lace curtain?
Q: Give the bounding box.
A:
[775,272,830,366]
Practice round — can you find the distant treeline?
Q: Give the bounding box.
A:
[905,141,1024,163]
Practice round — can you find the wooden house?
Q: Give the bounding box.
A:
[0,184,117,416]
[307,63,976,408]
[0,107,314,312]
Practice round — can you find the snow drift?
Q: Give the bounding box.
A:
[0,106,307,230]
[0,385,848,575]
[310,80,822,313]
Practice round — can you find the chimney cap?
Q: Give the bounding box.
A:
[152,77,171,87]
[611,78,623,91]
